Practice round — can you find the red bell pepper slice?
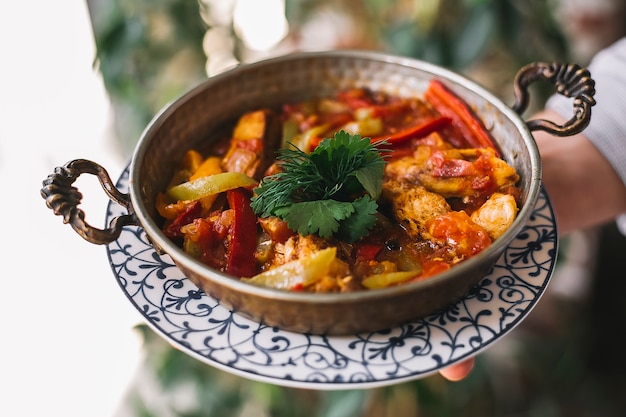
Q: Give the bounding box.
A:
[163,200,202,239]
[424,79,501,157]
[372,116,451,145]
[307,135,323,152]
[355,243,383,261]
[186,217,227,271]
[225,188,258,277]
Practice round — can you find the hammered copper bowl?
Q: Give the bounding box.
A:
[42,50,595,335]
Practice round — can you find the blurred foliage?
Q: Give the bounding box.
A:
[88,0,568,156]
[286,0,568,69]
[119,272,626,417]
[123,322,493,417]
[87,0,209,155]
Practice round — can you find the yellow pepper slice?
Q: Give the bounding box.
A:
[189,156,223,181]
[242,247,337,289]
[284,123,329,152]
[181,149,204,173]
[155,193,190,220]
[167,172,257,201]
[361,270,421,290]
[339,117,383,137]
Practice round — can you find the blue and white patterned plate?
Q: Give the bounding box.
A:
[106,166,557,390]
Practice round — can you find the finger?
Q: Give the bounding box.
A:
[438,357,475,381]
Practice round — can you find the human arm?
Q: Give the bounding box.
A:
[439,116,626,381]
[440,37,626,382]
[539,38,626,233]
[534,110,626,236]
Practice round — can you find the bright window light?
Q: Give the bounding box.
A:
[233,0,289,51]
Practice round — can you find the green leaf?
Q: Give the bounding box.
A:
[354,161,385,199]
[274,200,355,238]
[251,172,298,217]
[252,130,388,241]
[336,196,379,242]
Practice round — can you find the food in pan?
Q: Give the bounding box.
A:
[156,80,521,292]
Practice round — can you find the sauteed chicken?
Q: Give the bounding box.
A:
[156,81,521,292]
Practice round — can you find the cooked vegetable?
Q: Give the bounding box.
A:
[225,188,258,277]
[242,247,337,289]
[372,116,451,145]
[157,84,522,293]
[250,130,390,242]
[163,201,202,239]
[362,270,421,289]
[221,109,282,178]
[424,80,500,156]
[189,156,222,181]
[167,172,257,201]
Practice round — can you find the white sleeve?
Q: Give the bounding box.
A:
[546,37,626,231]
[546,37,626,188]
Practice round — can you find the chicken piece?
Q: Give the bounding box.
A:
[381,179,451,237]
[384,155,424,184]
[258,216,294,244]
[266,234,355,292]
[385,145,519,199]
[382,132,448,184]
[271,234,330,268]
[221,109,282,180]
[470,192,518,240]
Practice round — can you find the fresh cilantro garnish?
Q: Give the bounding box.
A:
[250,130,389,242]
[274,200,355,238]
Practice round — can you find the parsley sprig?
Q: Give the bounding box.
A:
[251,130,389,242]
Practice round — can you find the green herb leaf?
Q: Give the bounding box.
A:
[250,130,389,241]
[336,195,379,242]
[274,200,355,238]
[355,163,385,199]
[313,130,387,200]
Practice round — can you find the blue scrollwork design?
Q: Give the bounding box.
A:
[105,166,557,389]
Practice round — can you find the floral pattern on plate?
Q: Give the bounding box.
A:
[107,166,556,389]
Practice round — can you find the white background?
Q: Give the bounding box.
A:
[0,2,143,416]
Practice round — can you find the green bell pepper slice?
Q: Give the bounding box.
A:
[242,247,337,289]
[167,172,257,201]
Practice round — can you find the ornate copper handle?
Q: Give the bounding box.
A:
[41,159,138,245]
[512,62,596,136]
